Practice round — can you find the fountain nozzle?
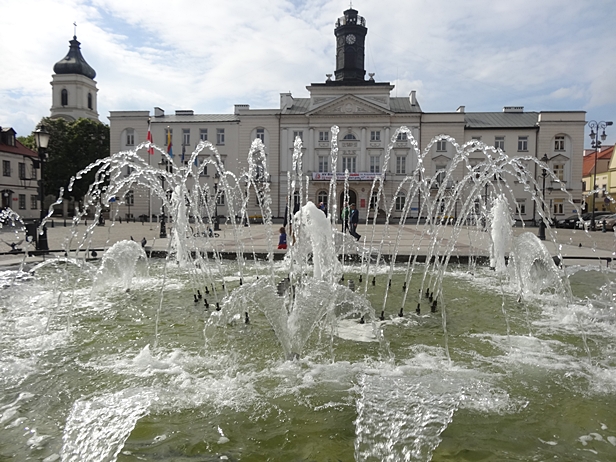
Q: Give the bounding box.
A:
[425,288,430,298]
[398,307,404,317]
[431,300,437,313]
[379,311,385,321]
[416,303,421,315]
[372,277,376,286]
[359,315,365,324]
[216,302,221,311]
[403,282,407,291]
[204,299,209,309]
[197,290,202,299]
[193,294,198,303]
[240,278,243,286]
[205,287,210,295]
[244,312,249,324]
[359,275,363,283]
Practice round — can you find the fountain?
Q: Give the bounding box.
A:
[1,127,616,461]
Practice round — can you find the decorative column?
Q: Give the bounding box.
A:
[360,127,367,172]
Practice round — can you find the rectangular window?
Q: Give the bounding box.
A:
[182,129,190,146]
[436,140,447,151]
[553,199,564,215]
[471,136,482,141]
[293,131,303,142]
[396,132,408,141]
[369,156,380,173]
[396,156,406,174]
[395,194,405,211]
[199,129,208,141]
[3,160,10,177]
[517,136,528,151]
[515,201,526,215]
[553,164,565,182]
[30,194,38,209]
[256,128,265,142]
[30,165,37,180]
[370,131,381,142]
[216,129,225,145]
[126,129,135,146]
[370,192,379,209]
[319,131,329,142]
[318,156,329,172]
[125,190,134,205]
[342,156,356,172]
[18,194,26,210]
[435,164,446,184]
[495,136,505,151]
[554,135,565,151]
[216,192,225,206]
[18,162,26,179]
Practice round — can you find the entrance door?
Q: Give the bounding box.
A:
[339,190,357,212]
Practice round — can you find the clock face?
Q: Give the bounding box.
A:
[346,34,356,44]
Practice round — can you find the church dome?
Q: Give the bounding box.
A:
[53,36,96,79]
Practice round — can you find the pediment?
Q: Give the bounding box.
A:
[431,154,451,163]
[549,153,569,162]
[306,95,393,117]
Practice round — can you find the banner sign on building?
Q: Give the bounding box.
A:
[311,172,384,181]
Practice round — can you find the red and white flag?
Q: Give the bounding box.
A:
[147,121,154,155]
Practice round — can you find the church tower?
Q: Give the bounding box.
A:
[50,35,99,122]
[333,7,367,82]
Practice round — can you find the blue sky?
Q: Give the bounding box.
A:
[1,0,615,147]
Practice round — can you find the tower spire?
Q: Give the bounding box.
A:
[73,21,77,38]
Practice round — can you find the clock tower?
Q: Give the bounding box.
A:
[333,8,367,82]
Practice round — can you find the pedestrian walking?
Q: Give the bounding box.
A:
[349,203,361,241]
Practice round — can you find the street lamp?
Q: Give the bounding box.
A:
[34,125,50,251]
[538,153,550,241]
[588,120,613,231]
[158,158,168,238]
[213,173,220,231]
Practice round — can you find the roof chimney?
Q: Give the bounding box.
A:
[409,90,417,106]
[456,105,465,113]
[503,106,524,113]
[154,107,164,117]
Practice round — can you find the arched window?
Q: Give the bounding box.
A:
[61,89,68,106]
[88,92,93,110]
[317,190,328,206]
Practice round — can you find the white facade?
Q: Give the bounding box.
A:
[107,7,586,224]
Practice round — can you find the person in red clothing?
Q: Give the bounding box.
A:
[277,226,288,249]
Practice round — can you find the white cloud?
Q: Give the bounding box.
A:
[0,0,615,144]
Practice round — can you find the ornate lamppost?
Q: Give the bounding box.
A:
[588,120,613,231]
[537,153,551,241]
[213,173,220,231]
[34,125,50,251]
[158,158,168,238]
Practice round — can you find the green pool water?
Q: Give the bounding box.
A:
[1,260,615,461]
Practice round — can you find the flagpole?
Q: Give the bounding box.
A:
[147,119,153,230]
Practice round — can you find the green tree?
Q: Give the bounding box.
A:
[21,118,109,207]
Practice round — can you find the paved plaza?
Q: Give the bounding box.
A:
[0,218,614,269]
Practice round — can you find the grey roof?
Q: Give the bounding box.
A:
[151,114,240,123]
[390,97,422,113]
[53,36,96,79]
[284,98,311,115]
[464,112,539,129]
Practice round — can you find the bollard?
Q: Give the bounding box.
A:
[51,220,54,228]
